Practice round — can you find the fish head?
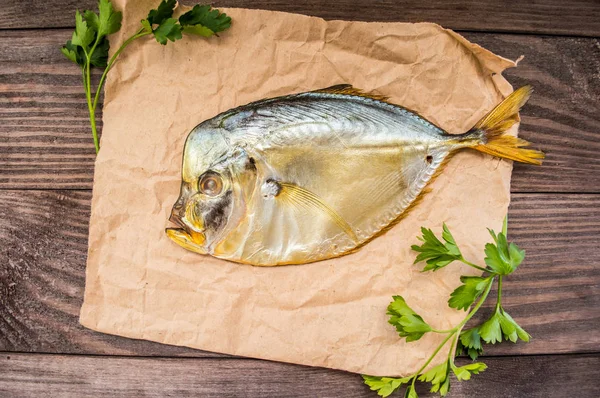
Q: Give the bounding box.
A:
[166,125,256,255]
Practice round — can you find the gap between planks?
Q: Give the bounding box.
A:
[0,25,595,40]
[1,349,599,361]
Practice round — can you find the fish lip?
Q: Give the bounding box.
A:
[169,212,188,230]
[166,213,207,249]
[165,227,208,254]
[169,213,205,235]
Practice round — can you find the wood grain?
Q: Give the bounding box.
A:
[1,0,599,36]
[1,190,598,357]
[0,190,219,358]
[0,352,598,397]
[1,30,599,191]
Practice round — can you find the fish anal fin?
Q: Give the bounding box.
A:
[277,181,359,243]
[313,84,390,102]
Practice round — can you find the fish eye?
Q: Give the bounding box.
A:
[199,172,223,196]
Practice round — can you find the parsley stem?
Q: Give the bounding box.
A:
[86,32,104,153]
[409,278,494,384]
[81,66,87,93]
[92,28,148,112]
[455,278,494,332]
[88,27,150,153]
[460,258,491,273]
[411,328,455,389]
[84,53,99,153]
[431,328,454,334]
[495,276,503,312]
[447,335,457,362]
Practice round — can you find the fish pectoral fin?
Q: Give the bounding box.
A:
[276,181,358,243]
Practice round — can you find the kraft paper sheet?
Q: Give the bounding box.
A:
[80,0,518,376]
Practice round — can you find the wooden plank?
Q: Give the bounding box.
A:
[0,352,598,397]
[1,0,599,36]
[1,190,599,357]
[0,190,219,358]
[1,30,599,192]
[465,34,600,193]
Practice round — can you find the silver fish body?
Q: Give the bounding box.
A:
[167,85,543,266]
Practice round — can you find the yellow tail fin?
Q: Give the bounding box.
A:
[471,86,544,165]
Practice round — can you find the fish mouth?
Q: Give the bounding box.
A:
[165,214,207,255]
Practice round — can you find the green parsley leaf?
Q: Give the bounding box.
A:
[147,0,176,26]
[387,296,432,342]
[97,0,122,37]
[152,18,183,45]
[456,339,483,361]
[412,224,462,272]
[499,309,530,343]
[142,3,231,46]
[479,307,530,344]
[73,1,119,66]
[484,230,525,275]
[448,276,491,311]
[141,19,153,34]
[452,362,487,381]
[83,9,100,32]
[479,311,502,344]
[71,10,95,50]
[508,242,525,268]
[441,224,459,252]
[61,40,85,65]
[182,24,216,38]
[362,375,411,397]
[89,36,110,67]
[459,327,484,360]
[418,360,451,396]
[487,228,498,244]
[60,45,78,63]
[179,4,232,37]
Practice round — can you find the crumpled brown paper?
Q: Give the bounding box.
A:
[80,0,518,376]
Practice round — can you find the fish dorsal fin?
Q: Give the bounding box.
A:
[312,85,439,130]
[312,84,390,102]
[275,181,358,243]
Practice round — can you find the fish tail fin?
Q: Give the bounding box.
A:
[467,86,544,165]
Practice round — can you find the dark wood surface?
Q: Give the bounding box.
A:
[1,0,600,36]
[1,353,599,397]
[1,0,599,397]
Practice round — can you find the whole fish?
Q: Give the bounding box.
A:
[166,85,543,266]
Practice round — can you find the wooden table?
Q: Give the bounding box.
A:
[1,0,599,396]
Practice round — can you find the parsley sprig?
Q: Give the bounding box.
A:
[61,0,231,153]
[364,218,530,397]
